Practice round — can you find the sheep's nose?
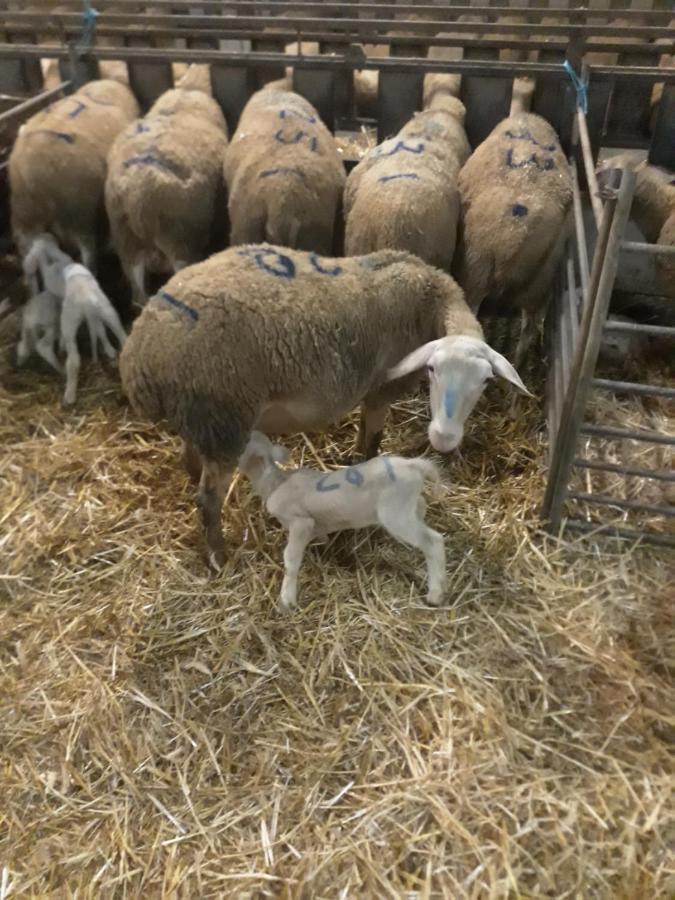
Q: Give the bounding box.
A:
[429,423,462,453]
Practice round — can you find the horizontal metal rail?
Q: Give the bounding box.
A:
[1,43,673,84]
[621,240,675,258]
[602,320,675,338]
[76,0,675,19]
[4,11,675,41]
[573,458,675,482]
[564,519,675,548]
[9,25,671,57]
[580,424,675,446]
[0,81,70,126]
[568,491,675,517]
[591,378,675,399]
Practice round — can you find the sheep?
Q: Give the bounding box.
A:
[344,100,469,271]
[223,88,346,253]
[9,79,139,270]
[597,153,675,299]
[119,244,529,569]
[105,87,229,307]
[454,112,573,367]
[21,237,127,404]
[423,16,485,109]
[16,290,62,374]
[239,431,447,609]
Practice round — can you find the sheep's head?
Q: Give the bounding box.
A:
[386,336,531,452]
[238,431,291,497]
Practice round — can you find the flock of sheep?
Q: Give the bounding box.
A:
[6,54,674,604]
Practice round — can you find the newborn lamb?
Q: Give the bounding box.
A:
[238,431,447,610]
[17,290,62,374]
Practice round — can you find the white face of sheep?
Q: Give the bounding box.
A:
[386,335,531,453]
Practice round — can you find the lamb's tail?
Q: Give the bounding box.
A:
[409,458,446,500]
[263,174,315,248]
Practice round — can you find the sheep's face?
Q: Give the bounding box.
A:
[238,431,290,491]
[387,336,531,453]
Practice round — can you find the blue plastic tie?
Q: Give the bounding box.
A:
[563,59,588,115]
[77,2,99,52]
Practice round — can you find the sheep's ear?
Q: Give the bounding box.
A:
[386,340,443,381]
[487,347,532,396]
[272,444,290,465]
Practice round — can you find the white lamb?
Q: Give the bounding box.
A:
[238,431,447,611]
[16,290,62,374]
[60,264,128,406]
[20,234,127,405]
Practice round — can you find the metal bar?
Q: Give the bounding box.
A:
[4,12,674,40]
[602,320,675,338]
[0,81,70,126]
[568,492,675,517]
[621,240,675,257]
[75,0,675,18]
[573,458,675,482]
[580,423,675,446]
[565,250,579,355]
[542,168,636,529]
[591,377,675,398]
[571,159,590,308]
[563,518,675,547]
[1,45,671,84]
[577,107,603,228]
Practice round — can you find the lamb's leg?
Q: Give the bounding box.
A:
[78,238,96,274]
[182,440,202,483]
[378,491,447,606]
[86,314,99,364]
[124,259,146,308]
[35,325,63,374]
[62,333,81,407]
[279,518,315,611]
[96,321,118,361]
[16,319,33,366]
[356,402,388,460]
[197,459,233,572]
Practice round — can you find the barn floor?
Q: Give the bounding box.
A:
[1,338,674,897]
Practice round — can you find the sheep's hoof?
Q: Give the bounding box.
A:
[278,598,296,614]
[426,590,446,607]
[207,547,226,573]
[62,394,76,409]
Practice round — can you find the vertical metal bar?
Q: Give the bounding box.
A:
[571,160,590,310]
[541,168,636,531]
[577,107,603,228]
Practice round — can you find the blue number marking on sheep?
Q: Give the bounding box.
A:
[505,149,556,171]
[345,466,365,487]
[504,128,556,152]
[274,129,318,151]
[28,129,75,143]
[158,291,199,321]
[308,252,342,276]
[67,100,87,118]
[378,173,421,184]
[316,473,341,492]
[373,140,425,158]
[238,247,296,279]
[82,90,116,107]
[279,108,317,124]
[123,152,169,171]
[260,167,306,181]
[134,120,151,135]
[382,457,396,482]
[444,388,456,419]
[512,203,528,217]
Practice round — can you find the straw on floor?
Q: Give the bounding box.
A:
[0,343,673,898]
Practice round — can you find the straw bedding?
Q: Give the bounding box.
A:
[1,321,673,898]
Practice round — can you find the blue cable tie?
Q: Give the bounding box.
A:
[78,3,99,52]
[563,59,588,115]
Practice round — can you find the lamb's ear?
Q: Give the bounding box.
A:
[386,340,443,382]
[272,444,291,465]
[487,347,533,396]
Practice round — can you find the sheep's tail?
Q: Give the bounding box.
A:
[263,178,311,247]
[119,326,166,423]
[265,211,301,248]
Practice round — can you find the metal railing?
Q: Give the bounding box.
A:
[542,109,675,548]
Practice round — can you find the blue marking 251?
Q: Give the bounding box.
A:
[378,173,420,184]
[67,100,87,119]
[158,291,199,321]
[279,108,317,124]
[308,253,342,277]
[506,149,555,171]
[260,167,306,181]
[274,129,318,152]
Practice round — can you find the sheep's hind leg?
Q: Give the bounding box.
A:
[36,326,63,374]
[77,238,97,274]
[279,518,315,611]
[62,333,81,406]
[378,490,447,606]
[182,440,202,484]
[197,459,233,572]
[356,402,388,460]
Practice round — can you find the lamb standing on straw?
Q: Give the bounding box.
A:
[20,234,127,405]
[238,431,447,610]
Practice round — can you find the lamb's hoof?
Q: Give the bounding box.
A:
[426,590,446,607]
[62,394,76,409]
[207,547,226,573]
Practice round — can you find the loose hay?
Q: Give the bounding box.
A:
[1,353,673,898]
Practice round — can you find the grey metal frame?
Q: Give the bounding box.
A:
[541,107,675,548]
